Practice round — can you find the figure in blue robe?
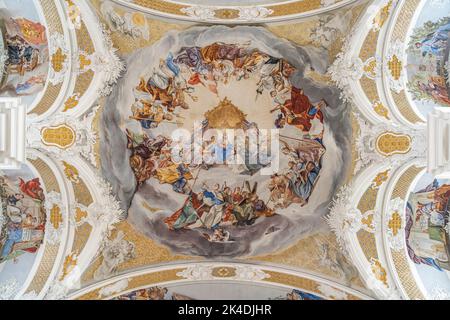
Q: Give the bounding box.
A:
[172,164,190,193]
[1,225,22,259]
[289,161,320,202]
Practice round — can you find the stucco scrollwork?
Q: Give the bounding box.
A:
[180,6,273,21]
[354,112,426,173]
[177,265,270,282]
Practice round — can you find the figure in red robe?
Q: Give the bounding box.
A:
[273,87,326,132]
[19,178,45,201]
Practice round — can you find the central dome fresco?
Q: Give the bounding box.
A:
[100,26,352,257]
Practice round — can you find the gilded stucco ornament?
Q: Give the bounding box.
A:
[93,231,136,281]
[43,173,125,299]
[177,265,269,282]
[98,279,129,298]
[65,0,82,30]
[0,47,7,76]
[385,39,406,93]
[328,33,364,103]
[366,259,402,299]
[0,278,20,300]
[81,25,125,97]
[317,283,348,300]
[179,6,215,20]
[354,112,426,173]
[26,107,99,166]
[48,33,70,85]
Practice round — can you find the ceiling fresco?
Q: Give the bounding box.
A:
[111,282,324,300]
[0,0,448,301]
[0,1,48,107]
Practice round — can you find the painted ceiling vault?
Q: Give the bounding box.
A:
[0,0,449,300]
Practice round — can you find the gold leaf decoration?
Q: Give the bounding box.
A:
[373,101,390,120]
[50,204,63,229]
[60,253,78,281]
[373,0,393,29]
[51,47,67,73]
[376,132,412,156]
[41,124,76,149]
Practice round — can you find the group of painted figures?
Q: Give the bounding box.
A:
[411,20,450,106]
[125,42,328,236]
[0,176,46,262]
[164,180,274,237]
[113,285,322,300]
[129,42,326,138]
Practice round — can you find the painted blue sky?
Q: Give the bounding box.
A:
[415,0,450,27]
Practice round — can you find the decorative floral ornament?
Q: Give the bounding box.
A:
[44,191,66,245]
[328,32,364,103]
[98,279,129,298]
[0,47,7,76]
[430,286,450,300]
[180,6,273,21]
[48,33,70,85]
[237,7,273,21]
[326,184,362,253]
[26,106,100,166]
[316,284,348,300]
